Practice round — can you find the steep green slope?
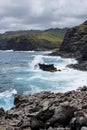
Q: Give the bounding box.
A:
[0,28,67,51]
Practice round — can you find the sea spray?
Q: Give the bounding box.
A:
[0,89,17,110]
[29,55,44,70]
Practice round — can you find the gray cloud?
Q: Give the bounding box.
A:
[0,0,87,33]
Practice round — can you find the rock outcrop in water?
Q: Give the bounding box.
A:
[51,21,87,71]
[0,86,87,130]
[38,63,58,72]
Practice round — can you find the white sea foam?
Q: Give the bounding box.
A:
[0,50,13,52]
[41,55,77,70]
[27,50,35,53]
[29,55,44,70]
[15,50,35,53]
[47,68,87,92]
[1,66,21,74]
[29,85,44,94]
[28,68,87,93]
[0,89,17,110]
[27,54,87,93]
[15,77,24,80]
[0,89,17,98]
[28,54,77,71]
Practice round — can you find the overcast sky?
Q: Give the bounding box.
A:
[0,0,87,33]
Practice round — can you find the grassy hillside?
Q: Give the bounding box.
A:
[0,28,67,51]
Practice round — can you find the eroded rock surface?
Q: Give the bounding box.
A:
[50,21,87,71]
[0,86,87,130]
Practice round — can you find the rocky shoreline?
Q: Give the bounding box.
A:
[0,86,87,130]
[49,51,87,71]
[0,21,87,130]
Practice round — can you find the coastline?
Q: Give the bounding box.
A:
[0,86,87,130]
[0,20,87,129]
[49,51,87,71]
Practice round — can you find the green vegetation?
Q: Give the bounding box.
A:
[0,28,67,50]
[76,21,87,32]
[52,48,60,51]
[37,32,61,44]
[0,28,66,44]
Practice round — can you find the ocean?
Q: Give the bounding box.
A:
[0,50,87,110]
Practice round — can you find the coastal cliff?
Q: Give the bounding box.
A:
[51,21,87,70]
[0,28,66,51]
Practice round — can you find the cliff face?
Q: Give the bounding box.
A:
[0,28,66,51]
[50,21,87,70]
[60,21,87,61]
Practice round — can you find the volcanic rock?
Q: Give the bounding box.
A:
[50,21,87,71]
[0,87,87,130]
[38,63,59,72]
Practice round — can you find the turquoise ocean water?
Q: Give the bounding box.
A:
[0,50,87,110]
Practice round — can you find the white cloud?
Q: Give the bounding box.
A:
[0,0,87,32]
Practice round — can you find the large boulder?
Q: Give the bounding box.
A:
[46,104,77,128]
[38,63,59,72]
[70,116,87,130]
[0,107,5,117]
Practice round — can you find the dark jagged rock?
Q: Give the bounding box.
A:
[70,115,87,130]
[67,61,87,71]
[80,86,87,91]
[38,63,59,72]
[0,107,5,117]
[0,87,87,130]
[50,21,87,71]
[36,109,54,122]
[46,105,77,128]
[60,21,87,59]
[30,117,44,130]
[14,94,29,108]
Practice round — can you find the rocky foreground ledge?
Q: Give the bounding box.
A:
[1,87,87,130]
